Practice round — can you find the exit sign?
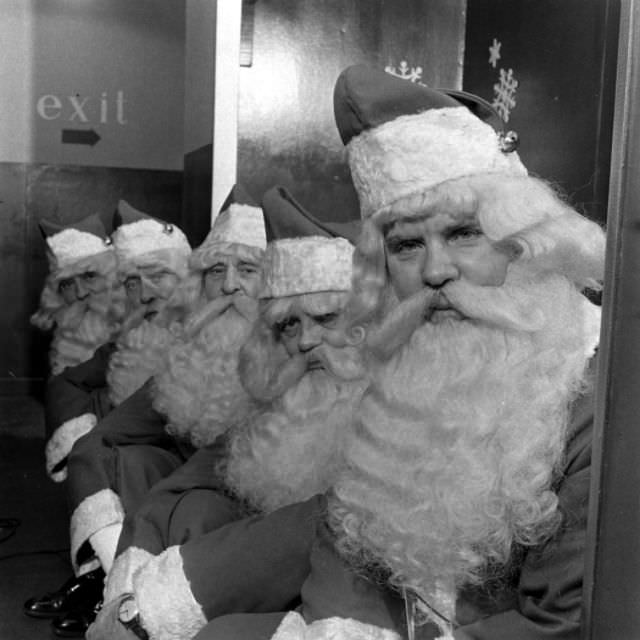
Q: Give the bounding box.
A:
[36,91,127,125]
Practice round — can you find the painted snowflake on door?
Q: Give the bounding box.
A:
[385,60,424,84]
[488,38,502,68]
[492,67,518,122]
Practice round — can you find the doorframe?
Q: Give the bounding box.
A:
[583,0,640,636]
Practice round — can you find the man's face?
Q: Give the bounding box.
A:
[275,300,348,369]
[123,266,179,319]
[384,209,512,322]
[202,252,262,301]
[57,271,108,305]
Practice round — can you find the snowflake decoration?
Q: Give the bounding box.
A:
[488,38,501,68]
[492,68,518,122]
[385,60,424,83]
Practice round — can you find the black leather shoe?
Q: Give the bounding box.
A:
[23,568,105,619]
[51,600,102,638]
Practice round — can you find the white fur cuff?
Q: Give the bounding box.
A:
[271,612,402,640]
[103,546,155,603]
[70,489,124,573]
[133,545,206,640]
[46,413,97,482]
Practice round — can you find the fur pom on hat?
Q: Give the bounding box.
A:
[40,213,113,276]
[334,65,527,219]
[112,200,191,277]
[260,236,354,299]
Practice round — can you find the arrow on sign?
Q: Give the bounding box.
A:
[61,129,101,146]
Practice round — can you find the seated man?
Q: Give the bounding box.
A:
[24,203,193,636]
[31,213,122,377]
[260,65,605,640]
[87,233,366,640]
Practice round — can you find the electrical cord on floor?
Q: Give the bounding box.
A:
[0,518,70,562]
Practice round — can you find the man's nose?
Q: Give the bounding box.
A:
[298,320,323,353]
[222,267,239,295]
[139,280,156,304]
[421,242,459,288]
[75,279,90,300]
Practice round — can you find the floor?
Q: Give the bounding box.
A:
[0,396,71,640]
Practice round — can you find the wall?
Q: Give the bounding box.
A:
[184,0,215,157]
[236,0,466,223]
[181,0,242,245]
[2,0,184,170]
[0,0,186,394]
[181,0,215,245]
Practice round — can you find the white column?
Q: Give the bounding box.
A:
[210,0,242,223]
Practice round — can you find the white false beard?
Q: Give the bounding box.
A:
[152,301,256,448]
[49,300,117,374]
[224,369,367,514]
[107,320,176,406]
[329,267,598,616]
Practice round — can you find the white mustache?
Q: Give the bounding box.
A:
[183,293,258,339]
[306,344,365,382]
[365,275,551,360]
[366,288,436,360]
[444,279,545,332]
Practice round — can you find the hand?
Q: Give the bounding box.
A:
[86,597,139,640]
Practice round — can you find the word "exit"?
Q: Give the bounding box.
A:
[36,91,127,125]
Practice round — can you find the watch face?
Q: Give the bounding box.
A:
[119,597,138,623]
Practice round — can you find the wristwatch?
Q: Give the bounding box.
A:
[117,594,149,640]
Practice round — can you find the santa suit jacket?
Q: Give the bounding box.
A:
[108,378,594,640]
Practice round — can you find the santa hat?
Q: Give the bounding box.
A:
[334,65,606,289]
[260,236,354,299]
[334,64,528,220]
[112,200,191,277]
[189,185,267,271]
[261,185,361,244]
[39,213,113,277]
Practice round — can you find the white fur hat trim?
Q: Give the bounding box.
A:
[348,106,528,219]
[271,612,402,640]
[112,219,191,267]
[260,236,354,298]
[47,229,112,271]
[209,203,267,250]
